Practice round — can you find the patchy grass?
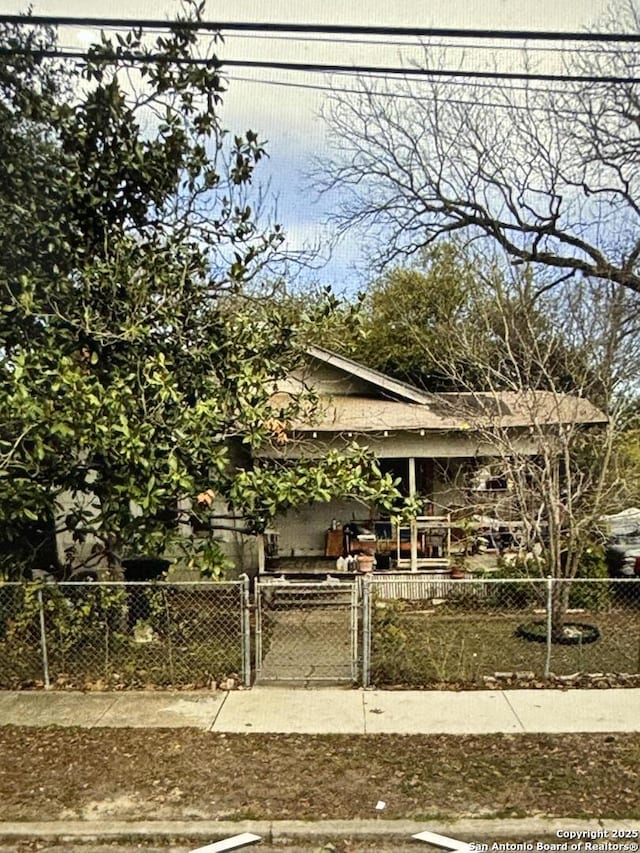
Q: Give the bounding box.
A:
[0,636,242,690]
[372,604,640,686]
[0,727,638,822]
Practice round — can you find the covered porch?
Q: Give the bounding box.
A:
[257,454,522,577]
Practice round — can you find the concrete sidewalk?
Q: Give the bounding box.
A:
[1,687,639,733]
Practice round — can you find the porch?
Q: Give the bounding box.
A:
[258,454,523,577]
[260,515,456,575]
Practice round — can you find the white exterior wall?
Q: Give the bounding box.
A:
[261,452,523,569]
[54,489,109,573]
[54,452,522,575]
[54,490,259,579]
[173,496,259,579]
[272,497,375,558]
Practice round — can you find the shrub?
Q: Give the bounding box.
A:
[490,555,546,609]
[569,544,611,611]
[371,598,408,684]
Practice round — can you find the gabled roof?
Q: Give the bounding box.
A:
[273,347,607,434]
[305,345,433,405]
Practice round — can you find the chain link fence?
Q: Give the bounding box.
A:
[0,579,250,689]
[364,575,640,688]
[1,574,639,689]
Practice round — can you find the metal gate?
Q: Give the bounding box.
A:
[254,578,360,683]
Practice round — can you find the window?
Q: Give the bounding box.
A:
[469,464,510,492]
[378,457,434,499]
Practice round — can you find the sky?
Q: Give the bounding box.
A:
[0,0,617,292]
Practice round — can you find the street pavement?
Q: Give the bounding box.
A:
[0,686,639,733]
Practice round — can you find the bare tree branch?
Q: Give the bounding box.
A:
[316,3,640,294]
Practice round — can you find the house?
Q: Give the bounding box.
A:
[252,345,608,575]
[45,344,607,581]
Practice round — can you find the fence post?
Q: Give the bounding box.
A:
[361,575,371,688]
[37,587,51,690]
[544,576,553,680]
[239,574,252,688]
[254,578,263,683]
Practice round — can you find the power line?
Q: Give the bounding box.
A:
[225,73,585,115]
[329,70,581,97]
[224,30,636,58]
[41,19,640,60]
[53,40,583,98]
[3,46,636,85]
[223,58,639,85]
[325,68,578,97]
[3,14,640,44]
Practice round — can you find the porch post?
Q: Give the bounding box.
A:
[409,457,418,572]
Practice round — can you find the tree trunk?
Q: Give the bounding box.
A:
[550,579,570,642]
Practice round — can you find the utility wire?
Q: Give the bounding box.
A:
[2,46,637,85]
[222,30,636,58]
[225,73,585,115]
[54,20,640,59]
[54,41,586,98]
[223,58,639,85]
[0,15,640,42]
[328,70,586,97]
[2,14,640,43]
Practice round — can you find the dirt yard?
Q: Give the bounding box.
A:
[1,726,638,822]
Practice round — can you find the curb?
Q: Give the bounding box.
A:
[0,817,638,843]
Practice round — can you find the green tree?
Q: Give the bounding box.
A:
[0,11,402,578]
[300,243,608,396]
[349,244,484,390]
